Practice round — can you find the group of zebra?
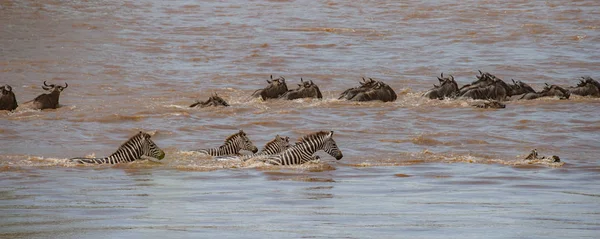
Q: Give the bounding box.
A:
[70,130,343,166]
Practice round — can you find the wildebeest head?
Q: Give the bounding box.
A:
[423,73,459,99]
[280,78,323,100]
[343,78,397,102]
[458,70,497,95]
[541,83,570,99]
[509,79,536,95]
[41,81,68,93]
[568,76,600,97]
[32,81,68,110]
[0,84,18,111]
[252,75,288,100]
[190,93,230,108]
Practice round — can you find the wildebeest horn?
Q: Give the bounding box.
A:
[449,75,454,81]
[42,85,51,90]
[64,82,68,89]
[310,80,313,85]
[43,81,50,87]
[478,70,483,75]
[440,72,444,78]
[512,79,516,84]
[545,83,549,86]
[266,79,272,84]
[300,78,304,83]
[270,75,273,80]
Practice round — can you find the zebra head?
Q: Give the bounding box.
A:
[139,132,166,160]
[261,134,291,154]
[322,131,343,160]
[227,130,258,153]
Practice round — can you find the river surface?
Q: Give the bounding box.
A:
[1,0,599,238]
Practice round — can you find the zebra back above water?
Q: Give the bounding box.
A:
[70,131,166,164]
[261,131,343,165]
[195,130,259,156]
[215,134,292,161]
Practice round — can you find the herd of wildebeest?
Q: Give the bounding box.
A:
[1,71,599,111]
[2,70,597,164]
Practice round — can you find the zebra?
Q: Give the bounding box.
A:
[217,134,291,161]
[70,131,165,164]
[194,130,258,156]
[257,131,343,165]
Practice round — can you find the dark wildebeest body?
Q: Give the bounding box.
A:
[190,93,229,108]
[507,79,536,100]
[520,84,570,100]
[459,78,512,101]
[567,77,600,97]
[457,70,496,96]
[33,81,68,110]
[423,73,459,100]
[0,85,18,111]
[339,78,376,100]
[280,78,323,100]
[472,100,506,109]
[251,75,288,100]
[340,78,397,102]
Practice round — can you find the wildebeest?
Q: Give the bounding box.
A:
[33,81,68,110]
[251,75,288,100]
[0,84,18,111]
[519,83,570,100]
[524,149,561,163]
[280,78,323,100]
[567,76,600,97]
[459,77,512,101]
[339,78,397,102]
[472,100,506,109]
[507,79,536,100]
[457,70,496,96]
[190,93,230,108]
[423,73,459,100]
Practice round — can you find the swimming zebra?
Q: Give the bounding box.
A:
[194,130,258,156]
[70,131,166,164]
[217,134,291,161]
[257,131,343,165]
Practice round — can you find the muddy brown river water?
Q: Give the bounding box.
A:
[1,0,599,238]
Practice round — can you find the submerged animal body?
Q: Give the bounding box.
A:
[193,130,259,157]
[190,93,229,108]
[423,73,459,100]
[520,83,570,100]
[567,77,600,97]
[280,78,323,100]
[33,81,68,110]
[507,79,536,100]
[340,78,397,102]
[70,132,166,164]
[0,85,18,111]
[251,75,288,100]
[524,149,561,163]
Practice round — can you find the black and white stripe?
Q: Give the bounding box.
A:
[260,131,343,165]
[217,134,290,161]
[70,132,165,164]
[195,130,258,156]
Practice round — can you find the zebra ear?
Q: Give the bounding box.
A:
[239,129,245,135]
[328,131,334,138]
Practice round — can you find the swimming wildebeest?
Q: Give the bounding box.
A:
[459,76,513,101]
[422,73,459,100]
[519,83,570,100]
[457,70,496,96]
[339,78,397,102]
[524,149,561,163]
[190,93,230,108]
[0,84,18,111]
[507,79,536,100]
[32,81,68,110]
[251,75,288,100]
[472,100,506,109]
[280,78,323,100]
[567,76,600,97]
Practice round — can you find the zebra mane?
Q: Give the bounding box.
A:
[118,132,147,148]
[224,130,246,143]
[296,131,330,144]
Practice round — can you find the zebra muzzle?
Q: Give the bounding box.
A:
[157,151,166,160]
